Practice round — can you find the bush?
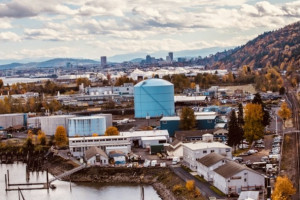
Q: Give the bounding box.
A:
[172,184,185,195]
[186,180,195,192]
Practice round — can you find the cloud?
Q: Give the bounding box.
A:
[0,31,20,41]
[0,18,12,29]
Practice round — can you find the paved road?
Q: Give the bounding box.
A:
[170,166,224,199]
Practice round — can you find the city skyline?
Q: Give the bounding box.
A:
[0,0,300,63]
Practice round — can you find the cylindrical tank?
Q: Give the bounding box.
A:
[68,116,106,137]
[134,78,175,118]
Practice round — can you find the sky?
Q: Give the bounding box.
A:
[0,0,300,63]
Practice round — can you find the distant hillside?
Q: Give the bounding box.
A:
[0,58,99,69]
[109,47,234,63]
[211,21,300,69]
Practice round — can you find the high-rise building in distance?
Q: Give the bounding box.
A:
[101,56,107,67]
[168,52,173,61]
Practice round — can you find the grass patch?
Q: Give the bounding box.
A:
[232,148,248,157]
[181,165,192,173]
[195,175,207,183]
[209,186,225,196]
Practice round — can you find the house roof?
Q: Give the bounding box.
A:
[197,152,227,167]
[175,129,213,141]
[183,141,231,151]
[85,146,108,160]
[214,161,260,179]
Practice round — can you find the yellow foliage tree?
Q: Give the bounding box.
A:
[37,130,47,145]
[272,176,296,200]
[185,180,195,192]
[190,82,196,89]
[278,102,292,126]
[105,126,119,136]
[244,103,264,144]
[92,133,99,137]
[54,126,68,147]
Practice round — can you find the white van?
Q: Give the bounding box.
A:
[151,160,157,167]
[172,157,180,165]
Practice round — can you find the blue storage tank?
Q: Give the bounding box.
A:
[134,78,175,118]
[68,116,106,137]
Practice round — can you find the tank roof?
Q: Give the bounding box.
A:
[134,78,173,87]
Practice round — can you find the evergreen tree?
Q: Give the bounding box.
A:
[252,93,270,127]
[237,103,244,127]
[227,110,243,151]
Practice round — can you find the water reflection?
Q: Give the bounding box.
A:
[0,163,161,200]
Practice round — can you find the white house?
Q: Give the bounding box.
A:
[85,146,108,166]
[213,161,265,195]
[196,152,229,182]
[183,141,232,171]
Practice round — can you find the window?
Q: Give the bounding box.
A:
[211,150,215,153]
[203,150,207,154]
[207,120,212,123]
[244,178,247,182]
[226,148,231,152]
[162,121,167,124]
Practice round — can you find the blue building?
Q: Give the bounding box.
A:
[160,115,222,137]
[134,78,175,118]
[68,116,106,137]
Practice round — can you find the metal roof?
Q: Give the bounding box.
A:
[134,78,173,87]
[85,146,108,160]
[183,141,231,150]
[174,96,207,102]
[160,116,180,121]
[141,136,167,141]
[197,152,227,167]
[214,161,260,179]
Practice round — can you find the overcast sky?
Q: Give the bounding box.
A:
[0,0,299,62]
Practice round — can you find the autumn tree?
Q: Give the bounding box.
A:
[37,130,47,145]
[54,126,68,147]
[278,102,292,127]
[92,133,99,137]
[24,130,34,151]
[179,107,196,130]
[105,126,119,136]
[227,110,243,151]
[272,176,296,200]
[244,103,264,144]
[0,79,3,89]
[115,75,135,86]
[252,93,270,127]
[76,77,91,87]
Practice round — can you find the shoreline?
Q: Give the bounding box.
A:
[43,156,179,200]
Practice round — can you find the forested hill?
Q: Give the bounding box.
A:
[211,21,300,70]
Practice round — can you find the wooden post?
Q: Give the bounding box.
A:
[46,169,49,189]
[69,176,72,192]
[7,170,9,185]
[5,174,7,191]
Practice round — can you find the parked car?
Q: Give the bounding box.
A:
[247,149,258,155]
[255,144,265,148]
[233,157,243,163]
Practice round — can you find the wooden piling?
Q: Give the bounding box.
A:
[5,174,7,191]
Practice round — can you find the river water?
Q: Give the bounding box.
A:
[0,163,161,200]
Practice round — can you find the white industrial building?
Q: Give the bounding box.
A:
[0,113,27,129]
[92,113,113,129]
[69,135,131,158]
[37,115,75,136]
[213,161,265,195]
[86,83,134,96]
[119,130,169,147]
[183,134,232,171]
[68,116,106,137]
[141,136,167,148]
[196,152,229,182]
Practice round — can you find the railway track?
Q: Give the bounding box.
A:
[286,91,300,199]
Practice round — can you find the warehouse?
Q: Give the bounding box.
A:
[120,130,169,147]
[0,113,28,130]
[39,115,75,136]
[68,116,106,137]
[69,135,131,158]
[141,136,168,148]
